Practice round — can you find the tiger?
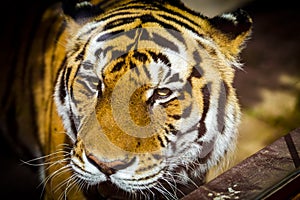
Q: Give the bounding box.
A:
[0,0,252,199]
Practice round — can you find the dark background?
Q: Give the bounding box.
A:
[0,0,299,199]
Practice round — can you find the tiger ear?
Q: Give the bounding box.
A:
[208,9,252,57]
[62,0,103,24]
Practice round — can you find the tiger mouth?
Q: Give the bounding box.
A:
[70,152,165,193]
[72,164,164,193]
[73,161,163,186]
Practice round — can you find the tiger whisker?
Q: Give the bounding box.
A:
[76,177,87,193]
[21,155,69,167]
[20,150,70,166]
[57,174,78,200]
[53,171,76,194]
[173,172,199,189]
[164,171,186,197]
[39,164,72,196]
[153,184,175,200]
[43,157,71,173]
[160,177,179,198]
[56,143,73,150]
[144,185,156,200]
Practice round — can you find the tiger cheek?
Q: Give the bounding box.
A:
[164,99,182,124]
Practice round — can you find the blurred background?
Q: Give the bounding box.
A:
[185,0,300,165]
[0,0,299,198]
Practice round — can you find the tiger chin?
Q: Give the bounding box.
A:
[12,0,251,199]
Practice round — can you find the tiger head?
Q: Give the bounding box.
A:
[54,0,252,198]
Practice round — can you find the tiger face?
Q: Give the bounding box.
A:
[53,1,252,198]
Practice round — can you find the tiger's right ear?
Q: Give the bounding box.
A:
[62,0,103,24]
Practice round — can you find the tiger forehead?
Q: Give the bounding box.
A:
[103,50,170,85]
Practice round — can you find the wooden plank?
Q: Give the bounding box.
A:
[182,128,300,200]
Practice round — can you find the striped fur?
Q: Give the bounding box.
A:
[0,0,252,199]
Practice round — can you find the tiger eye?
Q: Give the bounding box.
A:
[156,88,172,98]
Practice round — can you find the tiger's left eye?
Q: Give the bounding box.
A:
[155,88,172,99]
[147,88,173,105]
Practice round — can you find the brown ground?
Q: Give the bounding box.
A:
[0,0,299,198]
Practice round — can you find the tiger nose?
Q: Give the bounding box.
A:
[87,154,118,176]
[87,154,135,176]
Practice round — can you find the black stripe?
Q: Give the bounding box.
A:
[111,60,125,73]
[197,40,217,56]
[140,14,155,23]
[149,52,171,67]
[154,3,204,32]
[197,150,212,164]
[159,97,177,108]
[76,79,94,95]
[78,75,99,88]
[182,103,193,119]
[163,69,172,83]
[96,30,124,42]
[165,73,180,84]
[165,28,185,44]
[96,2,203,37]
[188,65,203,82]
[59,65,67,104]
[157,14,203,38]
[217,81,227,134]
[193,50,202,66]
[95,46,117,59]
[129,60,137,70]
[198,83,210,137]
[70,85,78,105]
[104,17,137,30]
[142,64,152,80]
[94,48,103,58]
[82,60,94,70]
[69,113,78,137]
[71,45,90,102]
[78,89,94,98]
[123,166,163,182]
[133,64,140,76]
[157,135,166,148]
[139,28,151,40]
[169,115,181,120]
[105,5,156,16]
[65,67,72,93]
[142,15,181,33]
[97,80,102,99]
[158,53,171,67]
[75,42,88,61]
[95,11,133,23]
[111,49,126,61]
[152,33,179,52]
[133,51,148,63]
[167,124,178,135]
